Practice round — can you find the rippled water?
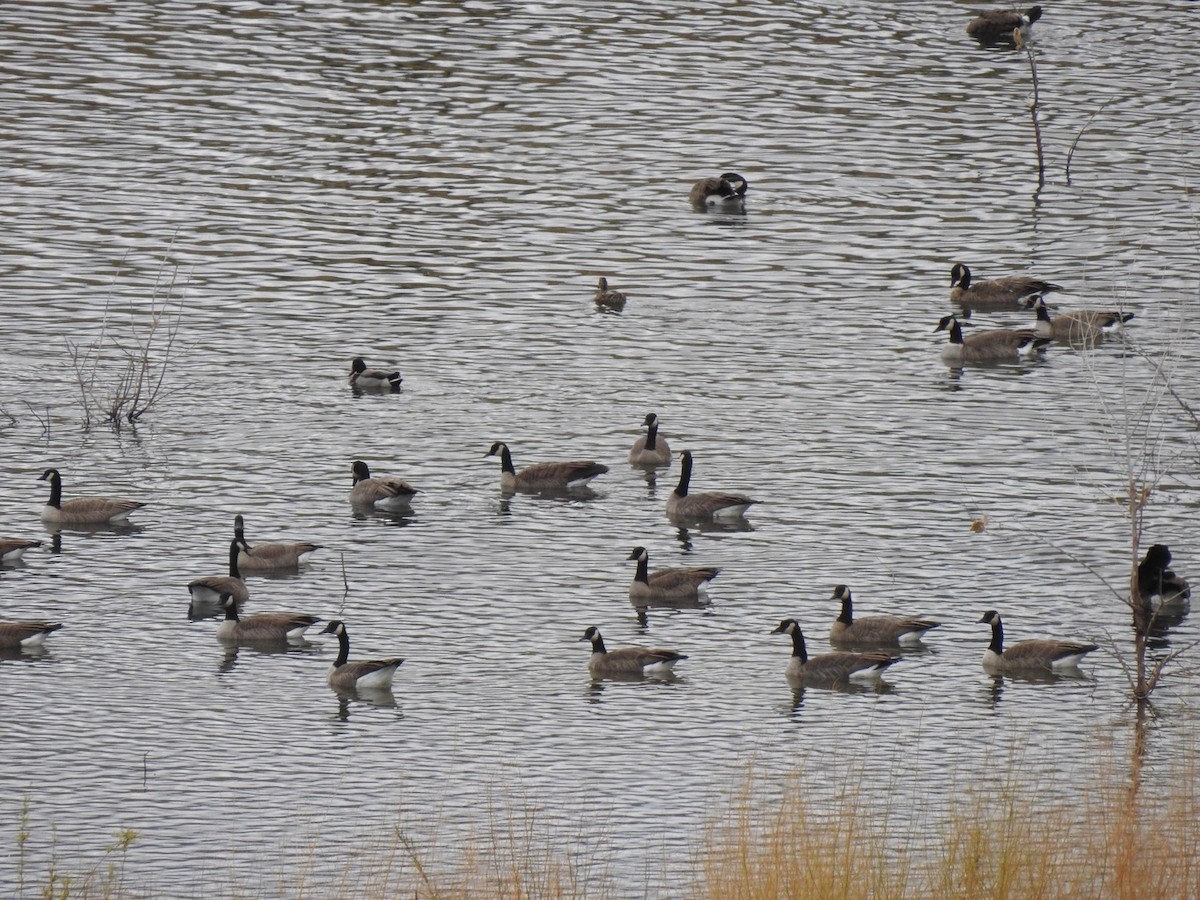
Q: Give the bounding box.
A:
[2,1,1199,895]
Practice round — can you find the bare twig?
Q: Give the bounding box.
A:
[1015,28,1045,190]
[1066,98,1114,185]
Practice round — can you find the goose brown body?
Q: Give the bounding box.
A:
[188,539,249,605]
[485,442,608,493]
[689,172,749,207]
[215,593,320,643]
[935,314,1050,364]
[978,610,1098,673]
[627,546,719,603]
[772,618,899,683]
[949,263,1060,310]
[37,468,144,526]
[594,277,627,312]
[579,626,686,677]
[966,6,1043,44]
[628,413,671,467]
[320,620,404,690]
[827,585,941,647]
[1032,298,1133,342]
[350,460,419,510]
[234,514,321,572]
[0,539,42,563]
[666,450,755,520]
[0,621,63,649]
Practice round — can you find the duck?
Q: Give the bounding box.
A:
[484,442,608,493]
[827,585,941,647]
[578,625,687,678]
[0,621,63,649]
[628,412,671,467]
[350,460,419,511]
[319,620,404,690]
[949,263,1061,309]
[1137,544,1191,612]
[978,610,1099,673]
[666,450,755,520]
[627,546,719,603]
[934,314,1051,364]
[1032,298,1134,342]
[187,539,249,605]
[966,6,1043,45]
[0,539,42,563]
[594,277,627,312]
[770,618,899,683]
[349,357,402,390]
[233,514,321,572]
[214,593,320,643]
[37,468,144,526]
[689,172,749,208]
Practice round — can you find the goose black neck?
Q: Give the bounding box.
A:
[644,422,658,451]
[499,444,516,475]
[333,627,350,667]
[959,267,972,290]
[674,453,692,497]
[227,540,242,579]
[634,553,650,585]
[987,617,1004,655]
[590,634,607,655]
[948,319,964,345]
[836,592,854,626]
[223,603,241,623]
[45,472,62,508]
[790,627,809,663]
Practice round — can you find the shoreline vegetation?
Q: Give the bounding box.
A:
[12,746,1198,899]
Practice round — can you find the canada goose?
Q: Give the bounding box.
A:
[1137,544,1191,611]
[770,618,899,683]
[0,539,41,563]
[666,450,755,520]
[215,593,320,643]
[827,585,941,647]
[627,546,719,603]
[350,460,419,510]
[233,514,321,572]
[578,625,687,678]
[349,357,402,390]
[484,441,609,493]
[949,263,1061,309]
[629,412,671,467]
[0,621,63,649]
[689,172,749,207]
[319,620,404,690]
[594,277,627,312]
[1032,298,1134,342]
[967,6,1043,44]
[37,468,144,526]
[187,539,249,605]
[934,314,1051,364]
[978,610,1099,673]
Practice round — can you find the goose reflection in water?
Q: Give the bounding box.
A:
[333,686,401,723]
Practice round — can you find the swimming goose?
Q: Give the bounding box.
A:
[578,625,687,677]
[935,314,1050,364]
[37,468,144,526]
[666,450,755,520]
[233,514,321,572]
[978,610,1099,673]
[0,539,41,563]
[187,539,249,605]
[1032,298,1134,342]
[594,277,627,312]
[689,172,749,208]
[0,621,63,649]
[215,593,320,643]
[949,263,1061,309]
[1137,544,1191,611]
[967,6,1043,45]
[627,546,719,603]
[485,442,609,493]
[319,620,404,690]
[827,585,941,647]
[628,412,672,467]
[771,618,899,683]
[350,460,419,510]
[349,357,402,390]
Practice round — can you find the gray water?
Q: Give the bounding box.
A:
[2,1,1199,896]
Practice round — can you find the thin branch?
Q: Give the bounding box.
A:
[1066,98,1114,185]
